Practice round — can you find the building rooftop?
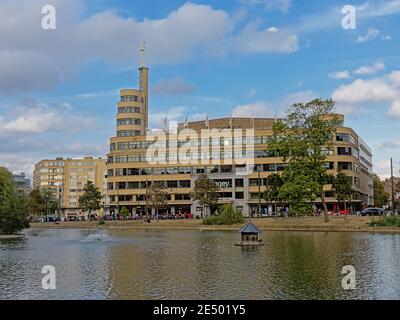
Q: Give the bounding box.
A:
[239,221,261,234]
[178,117,280,131]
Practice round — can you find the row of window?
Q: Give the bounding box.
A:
[108,180,191,190]
[41,162,65,167]
[336,133,357,145]
[118,106,141,114]
[117,130,142,137]
[121,95,141,102]
[110,189,362,203]
[109,148,359,161]
[39,168,64,173]
[109,134,358,152]
[117,118,142,126]
[106,164,288,177]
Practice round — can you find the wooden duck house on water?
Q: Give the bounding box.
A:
[235,220,264,246]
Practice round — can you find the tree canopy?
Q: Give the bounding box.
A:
[0,167,29,234]
[332,171,354,213]
[268,99,339,221]
[373,174,389,207]
[192,174,220,217]
[78,181,102,214]
[147,182,168,216]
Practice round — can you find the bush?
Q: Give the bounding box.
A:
[369,216,400,227]
[203,205,245,225]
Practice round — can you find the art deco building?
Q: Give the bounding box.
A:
[33,157,106,219]
[106,60,374,217]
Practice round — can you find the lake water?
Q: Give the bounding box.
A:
[1,228,400,300]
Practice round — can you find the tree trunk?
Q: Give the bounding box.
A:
[321,190,329,223]
[274,201,277,218]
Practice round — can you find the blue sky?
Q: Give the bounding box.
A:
[0,0,400,179]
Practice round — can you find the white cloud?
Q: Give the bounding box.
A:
[387,101,400,117]
[354,62,385,75]
[268,27,279,33]
[332,71,400,117]
[0,102,93,137]
[357,28,380,43]
[329,70,350,80]
[296,1,400,34]
[358,0,400,18]
[332,78,396,104]
[329,62,385,81]
[234,21,298,54]
[0,0,298,94]
[232,90,318,117]
[232,101,273,117]
[152,77,195,96]
[374,159,391,180]
[0,154,35,179]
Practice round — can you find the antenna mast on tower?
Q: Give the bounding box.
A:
[140,41,146,68]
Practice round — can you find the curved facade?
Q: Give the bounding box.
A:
[106,66,374,217]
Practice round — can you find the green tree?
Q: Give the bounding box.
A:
[28,188,45,218]
[148,182,168,216]
[332,171,354,217]
[119,206,130,220]
[264,174,284,217]
[373,174,389,207]
[0,167,29,234]
[41,188,60,218]
[78,181,102,218]
[192,174,220,218]
[269,99,339,222]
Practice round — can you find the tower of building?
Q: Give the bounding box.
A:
[116,42,148,137]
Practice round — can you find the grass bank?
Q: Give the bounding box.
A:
[29,216,400,233]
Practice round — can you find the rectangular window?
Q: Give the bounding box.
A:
[336,133,349,142]
[338,162,352,170]
[235,179,244,188]
[235,192,244,199]
[337,147,352,156]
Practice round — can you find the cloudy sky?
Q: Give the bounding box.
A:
[1,0,400,179]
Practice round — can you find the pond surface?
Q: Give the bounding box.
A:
[1,229,400,299]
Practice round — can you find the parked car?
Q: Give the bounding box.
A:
[360,208,384,216]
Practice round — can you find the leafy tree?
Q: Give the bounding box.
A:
[119,206,130,220]
[269,99,339,222]
[0,167,29,234]
[264,174,284,217]
[78,181,102,218]
[28,188,45,218]
[41,188,60,217]
[332,171,354,217]
[373,174,389,207]
[191,174,220,218]
[147,182,168,216]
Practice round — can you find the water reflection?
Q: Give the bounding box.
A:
[1,229,400,300]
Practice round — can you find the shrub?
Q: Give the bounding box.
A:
[369,216,400,227]
[203,205,245,225]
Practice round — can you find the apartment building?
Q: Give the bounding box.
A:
[33,157,106,219]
